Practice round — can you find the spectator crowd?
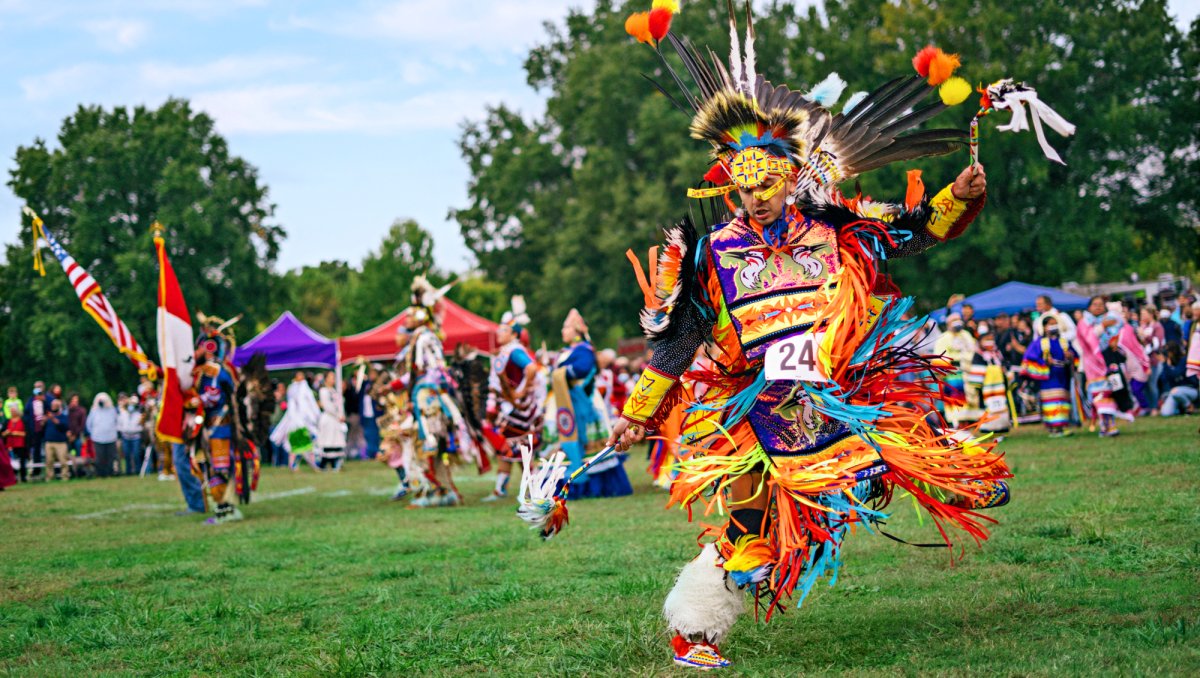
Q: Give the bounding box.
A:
[0,377,177,486]
[927,287,1199,438]
[3,287,1195,491]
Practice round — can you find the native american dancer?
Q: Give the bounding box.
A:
[1077,299,1144,436]
[935,312,981,425]
[1020,318,1078,436]
[192,313,259,525]
[546,309,633,499]
[598,6,1011,669]
[481,297,546,502]
[377,372,426,501]
[966,331,1014,433]
[400,276,486,508]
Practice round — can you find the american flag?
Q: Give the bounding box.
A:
[27,207,157,378]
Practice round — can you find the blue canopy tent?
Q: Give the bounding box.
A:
[231,311,339,370]
[929,281,1090,322]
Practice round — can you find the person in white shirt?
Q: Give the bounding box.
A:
[1032,294,1077,345]
[116,395,145,476]
[270,372,321,471]
[316,371,347,470]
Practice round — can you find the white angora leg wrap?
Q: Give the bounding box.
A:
[663,543,745,644]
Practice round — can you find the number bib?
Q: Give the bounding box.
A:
[1105,372,1124,392]
[764,332,829,382]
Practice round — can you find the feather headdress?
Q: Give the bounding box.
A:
[407,275,453,327]
[195,311,240,361]
[563,308,589,341]
[500,295,530,329]
[626,1,973,201]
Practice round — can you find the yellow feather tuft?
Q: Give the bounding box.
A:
[652,0,680,12]
[938,77,972,106]
[721,535,774,572]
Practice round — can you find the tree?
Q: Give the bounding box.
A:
[1,99,283,394]
[455,0,1198,342]
[339,219,438,332]
[448,275,509,323]
[276,261,356,337]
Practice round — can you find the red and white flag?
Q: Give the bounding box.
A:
[154,229,196,443]
[27,207,157,378]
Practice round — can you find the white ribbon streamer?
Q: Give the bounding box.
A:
[990,88,1076,165]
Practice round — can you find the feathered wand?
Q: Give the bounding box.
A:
[971,78,1076,165]
[516,442,619,539]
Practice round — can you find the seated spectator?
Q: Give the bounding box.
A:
[1158,342,1198,417]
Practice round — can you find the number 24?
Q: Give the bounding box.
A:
[778,337,816,370]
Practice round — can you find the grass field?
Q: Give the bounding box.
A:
[2,417,1198,676]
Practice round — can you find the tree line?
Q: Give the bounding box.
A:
[2,0,1197,393]
[0,100,505,394]
[453,0,1199,345]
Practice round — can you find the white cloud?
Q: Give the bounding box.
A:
[400,60,435,85]
[283,0,597,53]
[84,18,149,51]
[19,53,317,103]
[139,54,313,88]
[190,83,542,134]
[0,0,268,25]
[19,63,108,101]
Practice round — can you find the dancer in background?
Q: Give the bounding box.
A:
[271,371,321,471]
[482,297,545,502]
[316,371,347,470]
[1022,316,1077,437]
[403,276,484,508]
[968,331,1013,433]
[551,309,631,499]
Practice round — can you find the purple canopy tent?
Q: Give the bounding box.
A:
[231,311,339,370]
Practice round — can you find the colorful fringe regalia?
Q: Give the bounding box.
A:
[647,354,713,489]
[192,313,260,525]
[612,3,1012,667]
[482,296,547,500]
[546,309,632,499]
[400,276,487,508]
[1020,336,1076,431]
[967,348,1013,432]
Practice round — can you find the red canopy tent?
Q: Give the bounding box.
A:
[337,298,500,364]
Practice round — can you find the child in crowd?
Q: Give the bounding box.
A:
[1099,334,1135,437]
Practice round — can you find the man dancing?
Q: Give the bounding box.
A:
[193,314,258,524]
[402,277,485,508]
[607,6,1011,669]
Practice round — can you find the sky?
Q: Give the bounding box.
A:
[1,0,1197,274]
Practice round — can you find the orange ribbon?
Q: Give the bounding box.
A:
[625,246,660,309]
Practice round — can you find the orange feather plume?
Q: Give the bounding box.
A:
[927,50,961,85]
[625,12,653,44]
[912,45,961,85]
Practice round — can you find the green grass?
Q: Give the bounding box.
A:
[2,417,1199,676]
